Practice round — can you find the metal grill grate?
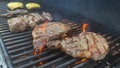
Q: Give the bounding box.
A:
[0,0,120,68]
[0,18,120,68]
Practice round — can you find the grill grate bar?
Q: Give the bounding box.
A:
[1,31,31,37]
[12,50,50,64]
[0,29,9,33]
[38,55,68,68]
[3,34,31,42]
[0,21,7,24]
[94,27,113,34]
[10,50,33,59]
[106,35,119,43]
[5,37,32,45]
[77,60,95,68]
[56,58,78,68]
[73,60,91,68]
[111,57,120,67]
[0,27,9,30]
[0,24,7,26]
[109,38,120,46]
[0,32,15,36]
[16,52,62,68]
[0,24,8,28]
[0,21,7,25]
[8,45,32,54]
[7,41,32,50]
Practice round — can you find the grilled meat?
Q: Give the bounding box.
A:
[8,12,52,32]
[32,20,109,60]
[0,9,29,18]
[8,17,28,32]
[42,12,52,21]
[7,9,28,14]
[46,40,61,49]
[45,32,109,60]
[27,14,39,29]
[32,22,71,40]
[32,22,71,50]
[61,32,109,60]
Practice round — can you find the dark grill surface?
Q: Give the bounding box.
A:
[0,18,120,68]
[0,0,120,68]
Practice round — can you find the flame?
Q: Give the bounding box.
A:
[74,58,87,65]
[39,39,47,53]
[82,23,88,32]
[40,62,43,65]
[34,20,48,65]
[41,20,48,32]
[68,65,70,68]
[39,20,48,53]
[39,37,47,65]
[39,20,48,65]
[52,65,54,68]
[34,20,48,55]
[34,49,38,55]
[81,58,87,62]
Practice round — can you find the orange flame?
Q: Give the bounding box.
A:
[39,39,47,53]
[82,23,88,32]
[39,20,48,53]
[34,50,37,55]
[34,20,48,65]
[34,20,48,55]
[41,20,48,32]
[39,40,47,65]
[52,65,54,68]
[40,62,43,65]
[68,65,70,68]
[39,20,48,65]
[74,58,87,65]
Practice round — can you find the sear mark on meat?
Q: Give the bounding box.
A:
[32,22,71,51]
[45,32,109,60]
[61,32,109,60]
[7,12,52,32]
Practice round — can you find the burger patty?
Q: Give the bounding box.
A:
[61,32,109,60]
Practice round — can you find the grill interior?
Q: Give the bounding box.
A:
[0,18,120,68]
[0,0,120,68]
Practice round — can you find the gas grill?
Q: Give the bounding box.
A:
[0,0,120,68]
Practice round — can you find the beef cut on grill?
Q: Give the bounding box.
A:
[32,22,71,51]
[61,32,109,60]
[46,40,62,49]
[8,12,52,32]
[32,20,109,60]
[45,32,109,60]
[8,16,28,32]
